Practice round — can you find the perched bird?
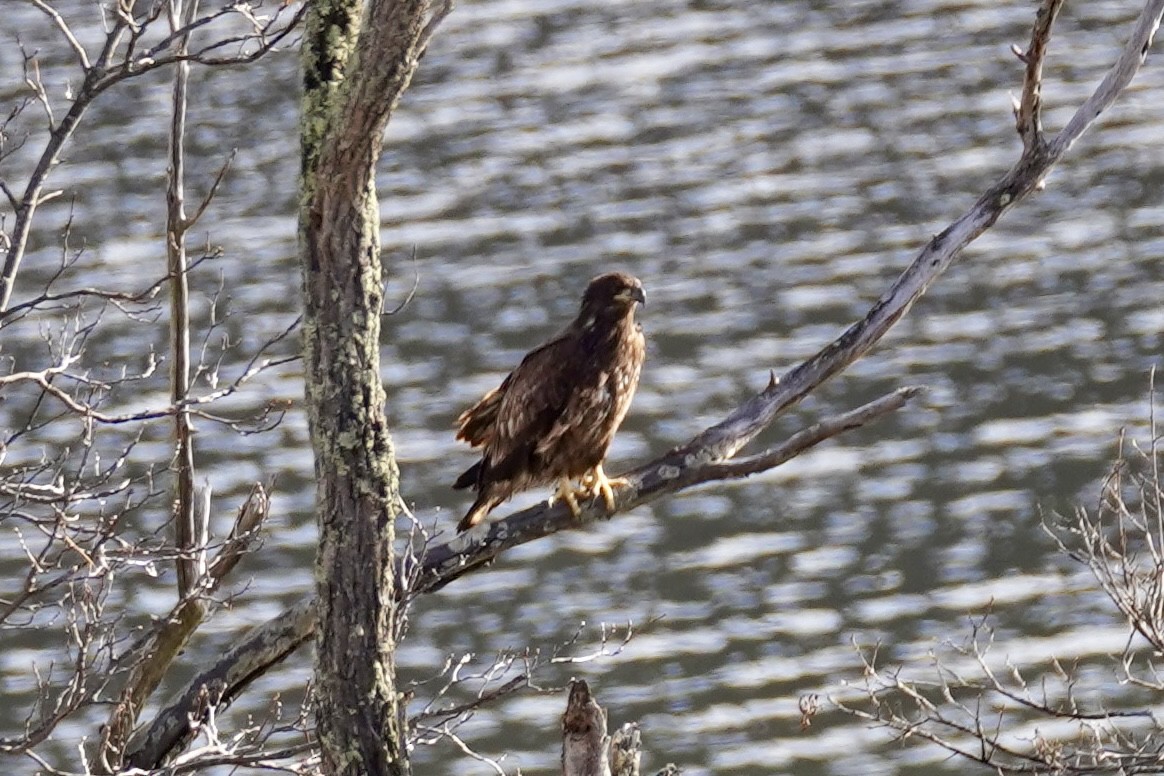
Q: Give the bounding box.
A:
[453,272,647,532]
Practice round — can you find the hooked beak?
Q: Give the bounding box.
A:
[622,286,646,306]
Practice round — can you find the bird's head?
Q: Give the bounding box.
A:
[579,272,646,319]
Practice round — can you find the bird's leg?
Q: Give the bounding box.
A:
[549,476,583,518]
[583,462,625,512]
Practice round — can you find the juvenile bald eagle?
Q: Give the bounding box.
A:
[453,272,647,532]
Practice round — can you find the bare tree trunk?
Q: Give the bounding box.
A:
[562,681,610,776]
[562,680,660,776]
[298,0,444,773]
[300,175,407,776]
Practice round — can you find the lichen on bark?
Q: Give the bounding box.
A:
[298,0,432,774]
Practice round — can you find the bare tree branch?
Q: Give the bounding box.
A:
[0,1,305,312]
[187,149,236,230]
[417,0,455,60]
[100,485,270,771]
[1013,0,1063,150]
[1051,0,1164,159]
[27,0,92,70]
[835,369,1164,774]
[125,596,317,770]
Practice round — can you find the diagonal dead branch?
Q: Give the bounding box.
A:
[1050,0,1164,160]
[695,386,921,481]
[186,149,237,231]
[99,485,270,772]
[417,0,455,60]
[1014,0,1064,150]
[125,595,316,770]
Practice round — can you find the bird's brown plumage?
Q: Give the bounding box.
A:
[453,272,647,532]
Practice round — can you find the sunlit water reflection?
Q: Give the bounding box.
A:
[2,0,1164,773]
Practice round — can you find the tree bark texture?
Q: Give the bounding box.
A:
[299,0,433,774]
[562,680,610,776]
[562,680,647,776]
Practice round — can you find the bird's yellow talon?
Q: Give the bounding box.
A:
[551,477,583,518]
[584,463,625,512]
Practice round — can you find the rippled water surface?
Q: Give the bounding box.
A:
[3,0,1164,773]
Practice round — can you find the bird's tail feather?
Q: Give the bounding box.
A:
[452,461,481,491]
[457,495,496,533]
